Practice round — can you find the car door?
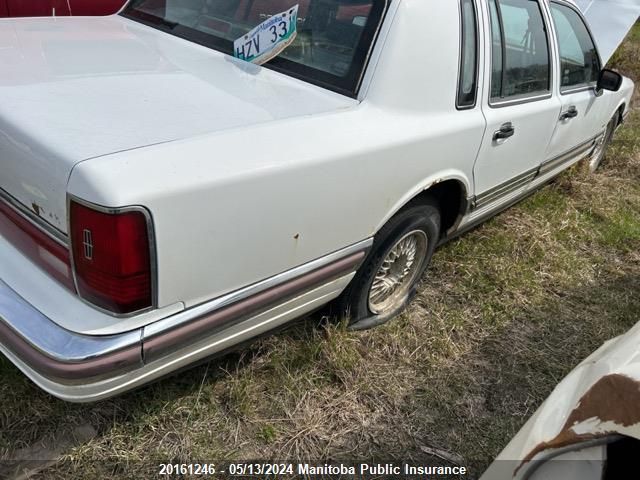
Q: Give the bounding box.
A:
[542,0,609,163]
[472,0,561,214]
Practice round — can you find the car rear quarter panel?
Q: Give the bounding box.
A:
[67,0,483,321]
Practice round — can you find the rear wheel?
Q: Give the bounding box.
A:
[588,115,618,173]
[338,198,440,330]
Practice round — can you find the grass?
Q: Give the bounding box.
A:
[2,23,640,480]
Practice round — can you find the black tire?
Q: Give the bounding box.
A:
[588,115,618,173]
[337,197,441,330]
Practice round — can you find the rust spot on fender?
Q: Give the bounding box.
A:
[423,178,444,192]
[518,374,640,473]
[564,374,640,428]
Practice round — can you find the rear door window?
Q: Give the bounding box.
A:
[488,0,551,103]
[550,2,600,91]
[457,0,479,108]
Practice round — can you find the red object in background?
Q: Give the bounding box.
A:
[1,0,126,17]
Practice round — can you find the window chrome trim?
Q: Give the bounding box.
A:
[493,0,508,99]
[66,194,159,319]
[487,0,554,108]
[489,92,553,108]
[0,188,67,247]
[560,83,597,95]
[456,0,480,110]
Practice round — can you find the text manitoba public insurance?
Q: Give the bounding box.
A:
[299,463,468,476]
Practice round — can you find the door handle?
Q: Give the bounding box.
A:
[560,106,579,120]
[493,122,515,141]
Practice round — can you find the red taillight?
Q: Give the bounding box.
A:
[70,200,154,315]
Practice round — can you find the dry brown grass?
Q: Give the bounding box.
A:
[2,22,640,480]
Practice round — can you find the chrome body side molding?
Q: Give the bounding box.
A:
[538,136,599,176]
[473,168,539,211]
[142,239,372,340]
[470,135,600,215]
[0,239,371,397]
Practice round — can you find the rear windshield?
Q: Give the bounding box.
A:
[121,0,389,97]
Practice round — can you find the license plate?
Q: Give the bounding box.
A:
[233,4,299,65]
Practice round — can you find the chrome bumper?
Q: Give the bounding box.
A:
[0,278,143,381]
[0,240,371,401]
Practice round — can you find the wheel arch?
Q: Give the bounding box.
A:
[615,101,626,126]
[374,173,471,239]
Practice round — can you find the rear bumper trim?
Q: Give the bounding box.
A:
[0,239,371,395]
[0,320,142,381]
[0,278,143,380]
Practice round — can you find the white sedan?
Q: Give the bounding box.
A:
[0,0,634,401]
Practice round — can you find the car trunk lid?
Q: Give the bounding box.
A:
[0,15,355,233]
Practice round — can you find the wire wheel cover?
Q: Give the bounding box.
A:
[368,230,428,315]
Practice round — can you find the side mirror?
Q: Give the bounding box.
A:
[597,69,623,93]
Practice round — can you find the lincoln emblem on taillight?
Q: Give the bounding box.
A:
[83,229,93,260]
